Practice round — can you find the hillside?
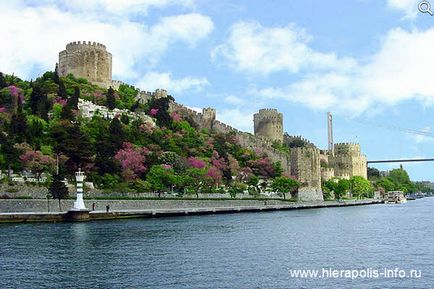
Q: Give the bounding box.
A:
[0,70,288,196]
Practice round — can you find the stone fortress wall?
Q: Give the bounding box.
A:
[58,41,113,88]
[328,143,368,179]
[168,102,292,178]
[58,41,367,202]
[167,100,367,200]
[290,147,323,201]
[284,134,316,148]
[168,102,324,201]
[253,109,284,142]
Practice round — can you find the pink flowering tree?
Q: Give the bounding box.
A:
[93,91,105,105]
[115,142,149,182]
[210,151,227,170]
[54,97,67,107]
[8,85,24,104]
[149,108,159,117]
[206,166,223,186]
[19,150,56,181]
[188,156,206,169]
[0,85,23,112]
[227,154,240,177]
[249,157,276,178]
[140,122,155,133]
[171,111,182,122]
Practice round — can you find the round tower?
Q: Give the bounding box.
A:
[253,108,284,142]
[333,143,361,156]
[58,41,112,88]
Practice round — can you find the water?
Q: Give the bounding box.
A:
[1,199,433,289]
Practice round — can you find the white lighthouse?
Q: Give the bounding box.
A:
[72,168,87,210]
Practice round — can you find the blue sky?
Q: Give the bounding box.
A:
[2,0,434,180]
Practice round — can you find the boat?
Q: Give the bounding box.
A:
[385,191,407,204]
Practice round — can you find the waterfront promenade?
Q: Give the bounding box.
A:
[0,199,383,223]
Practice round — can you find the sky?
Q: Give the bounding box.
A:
[1,0,434,181]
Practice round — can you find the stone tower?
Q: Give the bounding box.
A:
[253,109,284,142]
[202,107,216,130]
[58,41,112,88]
[328,143,368,179]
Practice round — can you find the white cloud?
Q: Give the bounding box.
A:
[387,0,418,18]
[27,0,195,17]
[217,108,254,132]
[0,1,213,82]
[136,72,209,94]
[225,23,434,115]
[212,21,356,76]
[186,106,202,113]
[224,95,245,105]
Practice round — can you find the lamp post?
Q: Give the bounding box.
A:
[72,168,86,210]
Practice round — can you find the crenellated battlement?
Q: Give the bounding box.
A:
[253,108,283,142]
[334,143,361,155]
[65,41,107,51]
[59,41,112,88]
[254,109,283,122]
[334,142,360,147]
[328,142,367,179]
[284,134,316,148]
[291,146,320,155]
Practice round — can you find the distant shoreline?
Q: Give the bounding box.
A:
[0,199,383,223]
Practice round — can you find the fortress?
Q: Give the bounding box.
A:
[58,41,113,88]
[254,109,284,142]
[59,41,368,201]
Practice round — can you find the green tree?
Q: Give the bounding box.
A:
[322,179,337,200]
[271,176,300,200]
[51,121,93,174]
[0,87,16,112]
[148,97,172,127]
[0,72,6,89]
[388,168,411,184]
[246,175,260,196]
[117,84,139,109]
[19,150,56,181]
[29,85,49,119]
[367,167,381,180]
[9,99,28,143]
[60,103,74,120]
[335,179,350,200]
[376,178,395,192]
[109,117,125,151]
[120,113,130,125]
[106,86,116,110]
[57,80,67,99]
[53,64,60,85]
[228,181,247,198]
[145,165,177,197]
[49,174,69,211]
[182,168,207,198]
[350,176,373,199]
[70,87,80,110]
[0,138,20,177]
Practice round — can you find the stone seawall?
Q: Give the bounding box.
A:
[0,199,384,223]
[0,199,288,213]
[0,184,283,200]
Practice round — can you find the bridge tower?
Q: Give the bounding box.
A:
[327,112,334,156]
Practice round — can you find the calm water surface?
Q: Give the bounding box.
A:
[1,199,434,289]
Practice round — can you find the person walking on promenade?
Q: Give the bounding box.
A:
[92,202,96,211]
[106,204,110,212]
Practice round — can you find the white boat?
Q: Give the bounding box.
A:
[386,191,407,204]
